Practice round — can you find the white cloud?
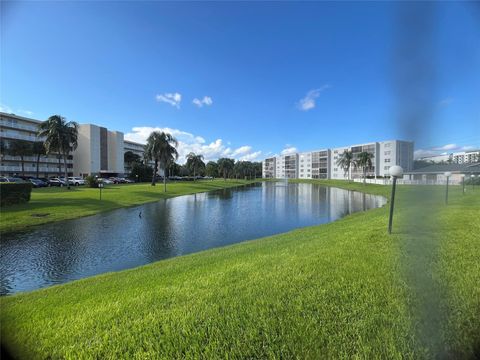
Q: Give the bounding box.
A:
[297,85,330,111]
[240,151,262,161]
[192,96,213,108]
[438,97,454,107]
[124,126,260,164]
[281,146,298,155]
[0,104,34,116]
[433,143,457,151]
[155,93,182,108]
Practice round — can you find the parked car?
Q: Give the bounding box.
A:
[68,177,86,186]
[48,178,66,187]
[30,178,48,188]
[0,177,25,183]
[98,178,113,184]
[108,177,126,184]
[124,178,135,183]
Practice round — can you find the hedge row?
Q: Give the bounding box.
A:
[0,183,33,207]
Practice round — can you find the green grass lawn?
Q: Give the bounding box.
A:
[0,179,256,234]
[1,180,478,359]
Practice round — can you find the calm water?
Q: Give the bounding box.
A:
[0,182,386,295]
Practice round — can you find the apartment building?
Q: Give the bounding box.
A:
[418,149,480,164]
[0,112,148,178]
[0,112,73,177]
[262,140,414,180]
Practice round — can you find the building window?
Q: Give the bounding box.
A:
[385,159,391,163]
[384,151,391,155]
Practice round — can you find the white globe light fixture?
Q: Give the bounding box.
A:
[389,165,404,178]
[388,165,403,234]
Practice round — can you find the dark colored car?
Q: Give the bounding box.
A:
[30,178,48,188]
[47,178,66,187]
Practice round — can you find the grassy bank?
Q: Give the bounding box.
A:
[1,181,479,358]
[0,179,256,234]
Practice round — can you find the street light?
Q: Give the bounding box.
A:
[444,171,451,205]
[461,174,465,194]
[388,165,403,234]
[98,182,104,200]
[471,174,475,191]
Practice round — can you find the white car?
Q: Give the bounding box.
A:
[99,178,113,184]
[68,177,86,186]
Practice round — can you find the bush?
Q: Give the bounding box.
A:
[130,163,153,182]
[85,175,99,188]
[0,182,32,206]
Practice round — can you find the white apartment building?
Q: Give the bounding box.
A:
[262,139,414,180]
[0,112,147,178]
[0,112,74,177]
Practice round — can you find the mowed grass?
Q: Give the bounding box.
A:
[0,179,256,234]
[1,181,479,358]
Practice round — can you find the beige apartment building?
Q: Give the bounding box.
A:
[0,112,146,178]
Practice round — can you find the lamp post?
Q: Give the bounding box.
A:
[444,172,451,205]
[388,165,403,234]
[136,174,139,183]
[471,174,475,191]
[98,182,104,200]
[461,174,465,194]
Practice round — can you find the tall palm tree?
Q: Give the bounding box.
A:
[217,158,235,181]
[32,141,46,179]
[8,139,33,176]
[336,150,354,181]
[144,131,178,191]
[38,115,78,189]
[186,152,205,180]
[354,151,375,185]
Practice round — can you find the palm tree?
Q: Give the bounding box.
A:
[38,115,78,189]
[217,158,235,181]
[205,161,218,178]
[336,150,354,181]
[354,151,375,185]
[186,152,205,180]
[144,131,178,191]
[32,141,46,179]
[8,139,33,176]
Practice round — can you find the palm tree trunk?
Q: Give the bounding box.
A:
[20,156,25,176]
[164,167,167,192]
[151,160,158,186]
[363,167,366,185]
[193,167,196,181]
[58,156,62,177]
[36,154,41,178]
[64,153,70,189]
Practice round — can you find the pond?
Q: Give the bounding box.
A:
[0,182,386,295]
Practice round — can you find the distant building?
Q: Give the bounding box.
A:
[402,163,480,185]
[263,140,414,180]
[418,149,480,164]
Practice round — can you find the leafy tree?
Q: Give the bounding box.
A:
[129,163,154,182]
[32,141,46,179]
[8,139,33,176]
[185,152,205,180]
[124,151,141,167]
[217,158,235,181]
[354,151,375,185]
[336,150,354,181]
[144,131,178,191]
[168,162,182,177]
[38,115,78,189]
[205,161,219,178]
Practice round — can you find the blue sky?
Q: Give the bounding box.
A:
[1,1,479,162]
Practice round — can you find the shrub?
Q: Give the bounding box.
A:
[85,175,99,188]
[0,182,32,206]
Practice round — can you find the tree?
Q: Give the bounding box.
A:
[124,151,141,167]
[8,139,33,176]
[32,141,46,179]
[354,151,375,185]
[217,158,235,181]
[205,161,219,178]
[38,115,78,189]
[185,152,205,180]
[129,163,153,182]
[336,150,354,181]
[144,131,178,191]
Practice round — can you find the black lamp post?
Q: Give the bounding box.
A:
[461,174,465,194]
[471,174,475,192]
[388,165,403,234]
[98,182,104,200]
[444,172,451,205]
